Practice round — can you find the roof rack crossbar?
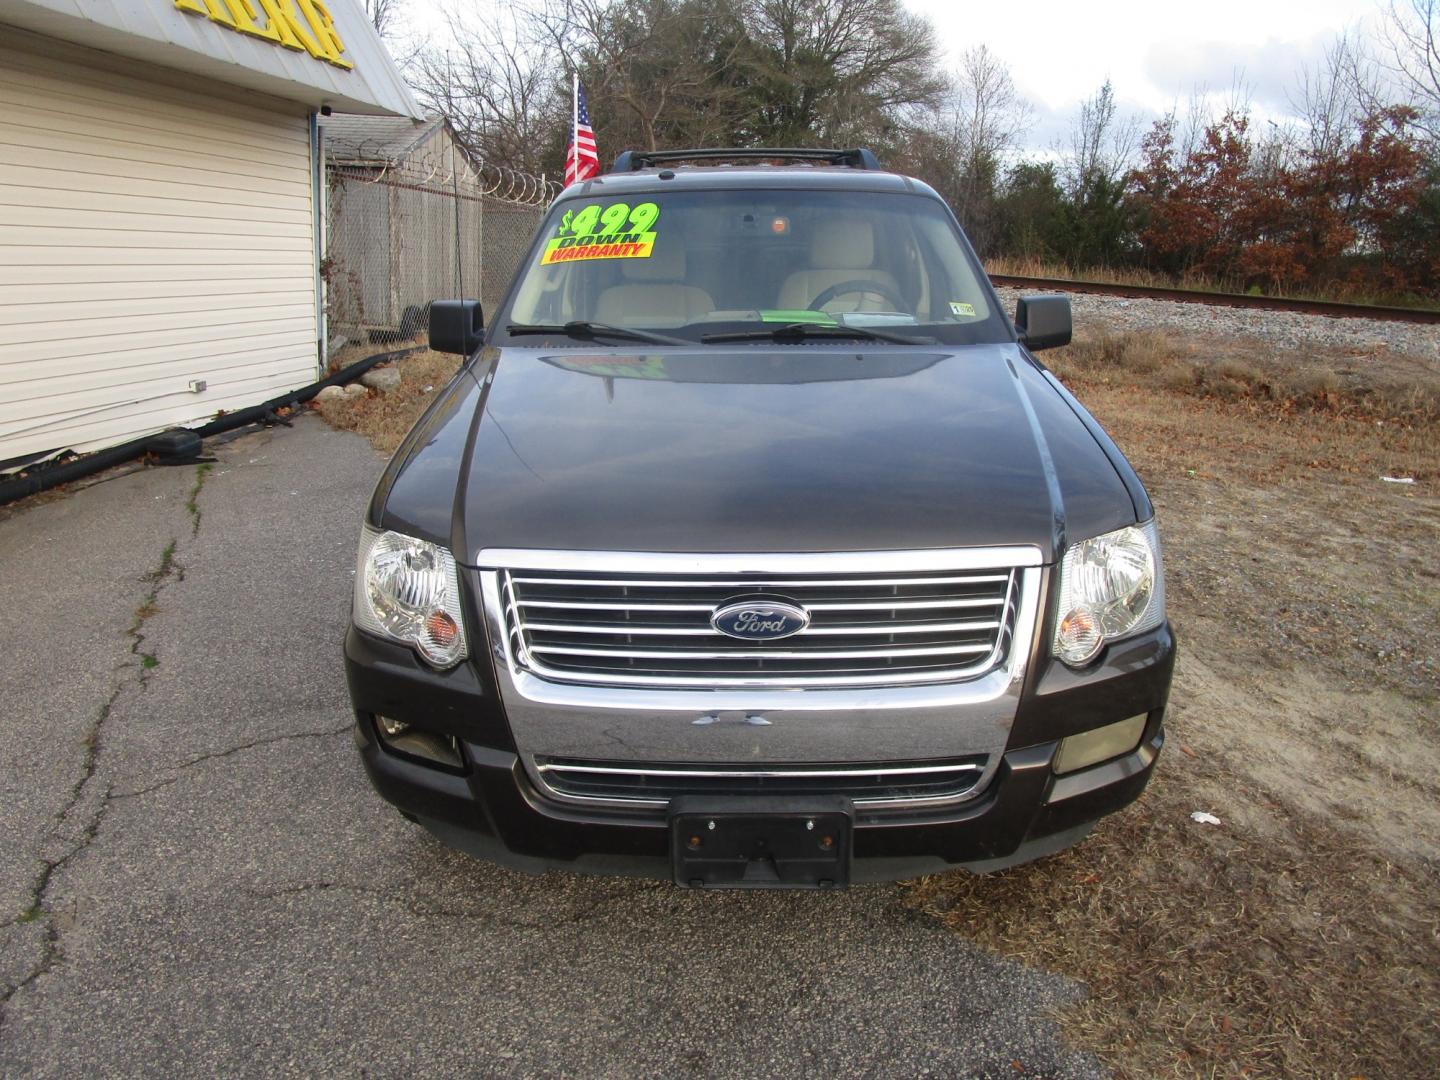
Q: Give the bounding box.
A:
[611,147,881,173]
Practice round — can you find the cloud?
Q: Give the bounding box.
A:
[1141,34,1336,119]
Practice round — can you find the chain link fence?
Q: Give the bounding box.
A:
[324,153,555,353]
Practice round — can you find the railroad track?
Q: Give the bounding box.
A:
[988,274,1440,326]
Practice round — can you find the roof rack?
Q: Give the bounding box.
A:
[610,147,882,173]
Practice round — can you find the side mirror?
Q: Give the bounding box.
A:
[429,299,484,355]
[1014,295,1071,352]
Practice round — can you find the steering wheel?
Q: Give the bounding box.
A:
[807,278,907,313]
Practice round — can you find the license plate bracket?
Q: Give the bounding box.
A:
[670,797,852,889]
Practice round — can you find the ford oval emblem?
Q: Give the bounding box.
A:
[710,599,811,641]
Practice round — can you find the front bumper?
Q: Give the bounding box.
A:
[344,620,1174,881]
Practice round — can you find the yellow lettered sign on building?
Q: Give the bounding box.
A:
[174,0,354,70]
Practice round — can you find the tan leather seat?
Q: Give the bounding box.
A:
[594,245,714,328]
[777,222,901,313]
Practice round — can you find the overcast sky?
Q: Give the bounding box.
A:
[905,0,1383,150]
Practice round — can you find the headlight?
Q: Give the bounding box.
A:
[1052,520,1164,666]
[353,526,468,667]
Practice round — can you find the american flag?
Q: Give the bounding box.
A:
[565,79,599,186]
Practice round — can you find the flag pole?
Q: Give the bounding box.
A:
[571,71,579,182]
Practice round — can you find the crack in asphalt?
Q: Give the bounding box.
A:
[0,462,218,1024]
[104,777,179,803]
[0,535,186,1024]
[185,462,213,538]
[106,724,354,804]
[169,724,356,772]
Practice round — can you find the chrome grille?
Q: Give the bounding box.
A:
[497,556,1028,688]
[533,756,989,808]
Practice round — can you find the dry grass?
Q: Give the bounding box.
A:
[1045,330,1440,427]
[991,255,1212,291]
[311,349,465,455]
[1048,330,1173,377]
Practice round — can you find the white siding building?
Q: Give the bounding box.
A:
[0,0,420,466]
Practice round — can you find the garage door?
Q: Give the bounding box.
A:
[0,37,318,464]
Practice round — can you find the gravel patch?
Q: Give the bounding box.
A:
[994,286,1440,360]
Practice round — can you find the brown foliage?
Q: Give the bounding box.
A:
[1129,105,1435,296]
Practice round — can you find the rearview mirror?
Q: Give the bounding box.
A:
[1014,295,1071,352]
[429,299,485,355]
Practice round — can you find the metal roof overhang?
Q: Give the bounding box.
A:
[0,0,422,117]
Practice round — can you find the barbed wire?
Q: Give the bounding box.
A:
[323,142,560,206]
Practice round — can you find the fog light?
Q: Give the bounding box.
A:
[1053,715,1148,775]
[372,716,463,770]
[376,715,410,737]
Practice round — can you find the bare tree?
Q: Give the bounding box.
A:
[946,46,1032,172]
[365,0,403,40]
[1292,32,1376,162]
[1068,80,1142,194]
[1062,80,1142,266]
[1174,87,1214,163]
[408,5,567,177]
[1382,0,1440,143]
[913,45,1031,250]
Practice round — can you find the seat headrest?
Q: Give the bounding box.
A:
[810,221,875,270]
[621,243,687,281]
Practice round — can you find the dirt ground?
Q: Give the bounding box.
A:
[909,327,1440,1078]
[314,326,1440,1077]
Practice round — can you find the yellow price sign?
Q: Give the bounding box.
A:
[542,201,661,265]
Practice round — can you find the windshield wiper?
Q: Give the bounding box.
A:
[701,322,933,345]
[506,321,691,346]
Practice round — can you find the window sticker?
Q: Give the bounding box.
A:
[949,301,977,317]
[541,201,660,265]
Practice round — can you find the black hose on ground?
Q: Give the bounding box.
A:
[0,344,423,508]
[0,435,159,508]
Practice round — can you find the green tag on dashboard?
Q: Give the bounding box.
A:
[759,310,838,325]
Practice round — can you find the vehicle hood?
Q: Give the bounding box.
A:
[383,344,1140,563]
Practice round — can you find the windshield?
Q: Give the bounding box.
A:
[496,188,1012,346]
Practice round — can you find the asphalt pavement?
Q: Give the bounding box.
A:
[0,416,1105,1078]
